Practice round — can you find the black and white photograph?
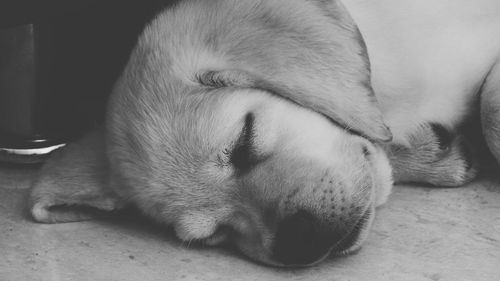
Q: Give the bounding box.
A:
[0,0,499,280]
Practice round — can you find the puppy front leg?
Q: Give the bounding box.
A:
[481,62,500,166]
[383,123,478,186]
[29,128,124,223]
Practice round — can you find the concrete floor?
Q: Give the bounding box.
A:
[1,165,499,281]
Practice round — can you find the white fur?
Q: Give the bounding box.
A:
[343,0,500,144]
[28,0,500,267]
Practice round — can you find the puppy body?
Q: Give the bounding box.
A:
[343,0,500,185]
[344,0,500,144]
[28,0,500,266]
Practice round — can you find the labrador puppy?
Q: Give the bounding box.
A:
[28,0,500,266]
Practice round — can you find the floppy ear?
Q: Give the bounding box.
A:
[197,67,390,142]
[29,128,124,223]
[196,0,391,142]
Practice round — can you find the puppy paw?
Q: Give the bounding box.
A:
[388,123,478,186]
[29,193,121,224]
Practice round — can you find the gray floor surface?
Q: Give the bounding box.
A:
[1,165,499,281]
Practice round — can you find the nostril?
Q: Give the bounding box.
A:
[273,210,342,265]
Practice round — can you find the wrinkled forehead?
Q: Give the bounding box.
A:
[180,88,349,148]
[177,88,276,142]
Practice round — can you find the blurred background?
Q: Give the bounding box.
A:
[0,0,174,162]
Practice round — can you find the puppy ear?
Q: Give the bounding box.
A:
[29,128,124,223]
[195,0,391,142]
[198,68,391,142]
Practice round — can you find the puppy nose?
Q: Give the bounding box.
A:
[273,210,344,265]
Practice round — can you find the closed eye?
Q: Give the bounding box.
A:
[230,112,259,174]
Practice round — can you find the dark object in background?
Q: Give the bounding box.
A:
[0,0,174,163]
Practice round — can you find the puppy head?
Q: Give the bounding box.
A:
[105,78,392,266]
[29,0,393,267]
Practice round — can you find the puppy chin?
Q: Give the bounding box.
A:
[174,212,220,242]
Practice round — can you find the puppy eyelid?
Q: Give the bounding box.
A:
[362,145,371,158]
[229,113,258,174]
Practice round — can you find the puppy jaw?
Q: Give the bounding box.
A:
[174,209,233,242]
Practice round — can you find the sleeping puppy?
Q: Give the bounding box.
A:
[28,0,500,266]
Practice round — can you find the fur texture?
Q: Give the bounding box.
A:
[28,0,500,267]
